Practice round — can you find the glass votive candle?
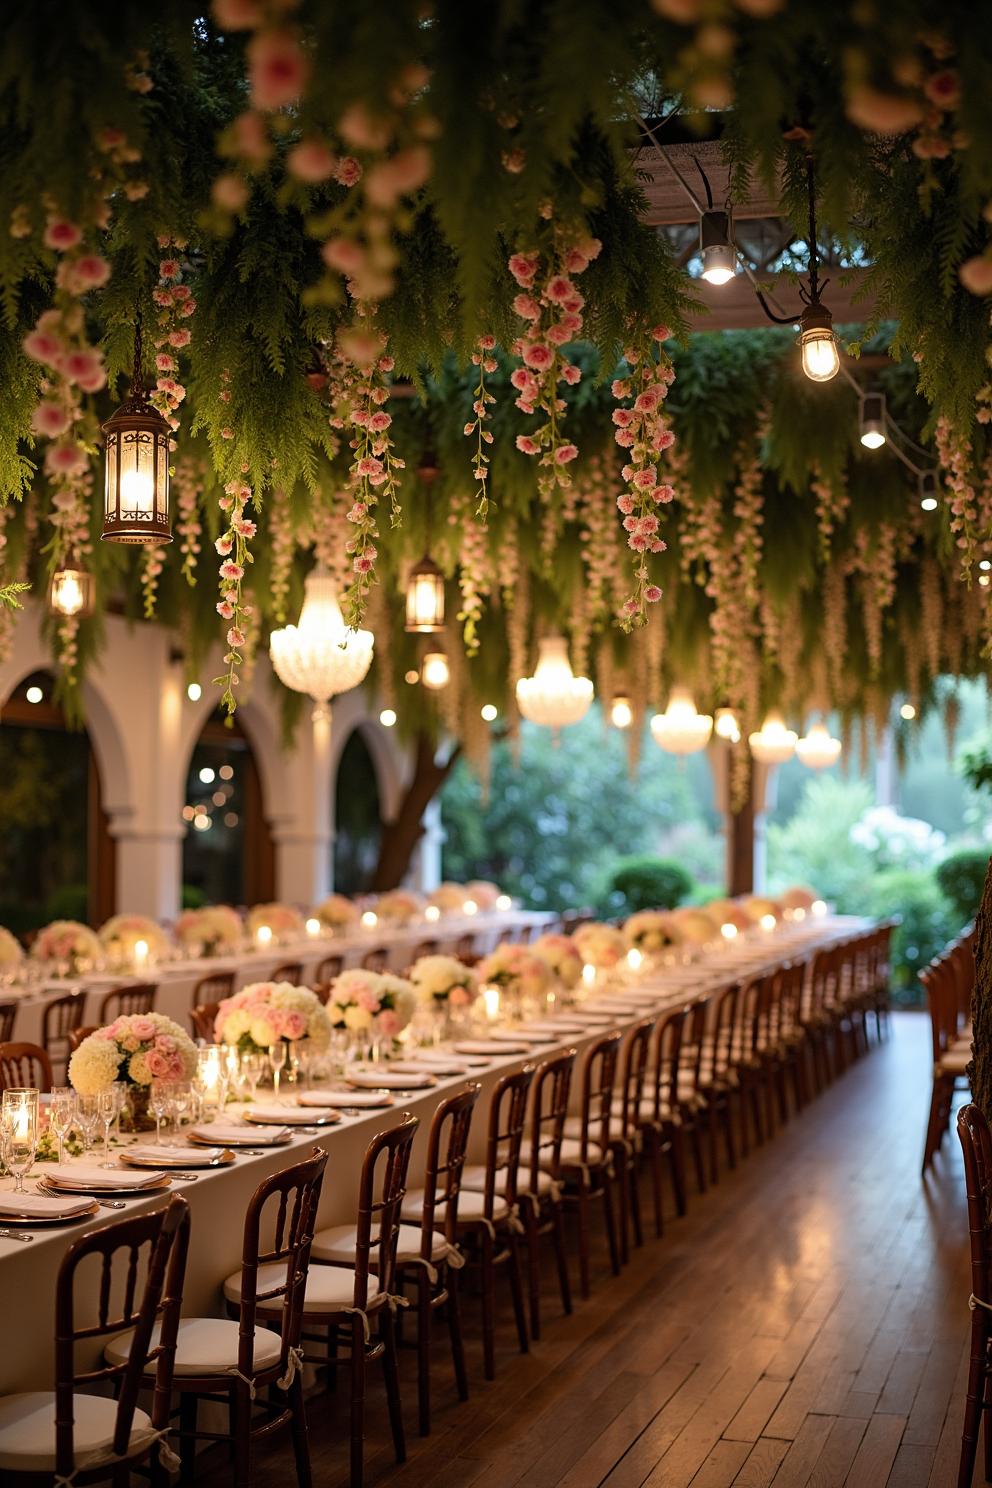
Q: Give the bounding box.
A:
[256,925,273,949]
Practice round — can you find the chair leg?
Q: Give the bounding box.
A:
[349,1317,367,1488]
[958,1315,987,1487]
[576,1184,591,1299]
[446,1262,470,1402]
[628,1156,643,1249]
[381,1305,406,1464]
[707,1097,720,1185]
[231,1383,252,1488]
[668,1124,687,1217]
[480,1228,497,1379]
[523,1201,543,1340]
[922,1079,948,1174]
[288,1373,313,1488]
[688,1116,707,1195]
[723,1090,737,1170]
[178,1391,198,1484]
[507,1230,530,1355]
[551,1199,572,1317]
[416,1267,432,1436]
[602,1171,622,1278]
[644,1127,664,1236]
[613,1145,630,1266]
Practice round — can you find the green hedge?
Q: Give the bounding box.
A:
[935,849,989,926]
[599,856,694,916]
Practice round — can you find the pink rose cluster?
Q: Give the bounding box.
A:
[215,982,310,1047]
[96,1013,194,1081]
[612,327,678,627]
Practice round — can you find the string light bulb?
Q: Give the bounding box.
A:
[699,208,737,286]
[610,695,633,730]
[859,392,887,449]
[799,301,840,382]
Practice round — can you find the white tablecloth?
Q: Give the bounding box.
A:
[0,915,862,1391]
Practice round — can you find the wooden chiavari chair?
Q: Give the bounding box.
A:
[732,976,769,1156]
[409,939,439,961]
[922,948,973,1172]
[0,1197,189,1485]
[0,1002,16,1043]
[360,947,388,973]
[288,1115,418,1488]
[518,1048,575,1338]
[453,934,476,960]
[270,961,303,985]
[635,1005,688,1233]
[610,1017,654,1263]
[802,946,838,1093]
[956,1103,992,1488]
[314,953,344,985]
[555,1031,623,1297]
[0,1039,53,1093]
[189,1001,220,1042]
[698,981,741,1183]
[122,1148,328,1488]
[191,970,235,1008]
[678,997,710,1195]
[68,1025,98,1056]
[41,989,86,1081]
[98,983,157,1022]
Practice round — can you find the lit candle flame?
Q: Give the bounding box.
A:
[257,924,273,948]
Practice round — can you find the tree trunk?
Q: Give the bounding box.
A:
[371,731,461,891]
[968,857,992,1120]
[727,763,756,897]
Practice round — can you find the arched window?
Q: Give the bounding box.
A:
[0,670,115,932]
[334,727,382,894]
[181,708,274,908]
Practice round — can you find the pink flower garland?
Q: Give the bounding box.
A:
[213,397,257,712]
[611,328,677,629]
[464,336,497,518]
[149,241,195,435]
[173,457,204,585]
[269,487,295,624]
[508,235,600,495]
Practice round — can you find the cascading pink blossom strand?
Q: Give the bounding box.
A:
[463,335,497,518]
[611,326,677,629]
[213,366,258,711]
[508,234,600,495]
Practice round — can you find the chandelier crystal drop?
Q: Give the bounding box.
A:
[269,566,373,720]
[748,711,798,765]
[650,688,713,755]
[796,721,842,770]
[515,635,593,730]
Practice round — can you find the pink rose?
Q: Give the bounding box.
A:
[43,218,82,252]
[287,138,338,182]
[247,29,310,111]
[449,986,471,1007]
[282,1011,307,1040]
[377,1010,401,1037]
[130,1018,156,1041]
[146,1049,171,1078]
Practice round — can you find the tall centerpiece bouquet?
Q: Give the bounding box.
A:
[326,968,417,1052]
[572,922,626,971]
[32,920,103,977]
[408,954,479,1035]
[374,889,423,925]
[531,932,583,989]
[68,1013,198,1128]
[623,910,682,955]
[213,981,332,1055]
[427,882,468,915]
[98,914,172,969]
[247,902,305,945]
[314,893,360,933]
[477,942,551,1016]
[174,904,243,958]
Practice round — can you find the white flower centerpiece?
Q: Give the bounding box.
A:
[247,902,305,946]
[531,932,583,991]
[32,920,103,978]
[214,981,332,1057]
[476,942,551,1019]
[68,1013,197,1129]
[99,913,172,971]
[326,968,417,1060]
[409,954,479,1038]
[314,893,360,934]
[174,905,243,959]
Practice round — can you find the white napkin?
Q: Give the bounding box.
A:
[43,1163,164,1189]
[125,1144,223,1166]
[193,1123,289,1144]
[298,1089,392,1108]
[248,1105,337,1125]
[0,1192,93,1218]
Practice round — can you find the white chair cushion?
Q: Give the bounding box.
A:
[554,1136,605,1167]
[938,1048,971,1074]
[0,1392,156,1473]
[106,1317,283,1377]
[399,1186,509,1226]
[312,1221,450,1266]
[223,1260,381,1317]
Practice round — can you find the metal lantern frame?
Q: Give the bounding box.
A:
[49,552,95,619]
[101,320,172,545]
[405,553,445,633]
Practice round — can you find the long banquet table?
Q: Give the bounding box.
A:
[4,908,555,1052]
[0,914,864,1392]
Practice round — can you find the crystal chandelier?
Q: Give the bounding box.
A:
[269,567,373,720]
[796,721,842,770]
[515,635,593,730]
[650,688,713,755]
[748,711,797,765]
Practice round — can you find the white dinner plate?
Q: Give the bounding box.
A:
[453,1040,530,1055]
[389,1059,474,1076]
[299,1089,394,1109]
[0,1197,99,1226]
[121,1145,234,1169]
[346,1069,437,1091]
[245,1106,341,1126]
[490,1029,554,1044]
[189,1124,291,1147]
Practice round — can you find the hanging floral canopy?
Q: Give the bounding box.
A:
[1,0,991,758]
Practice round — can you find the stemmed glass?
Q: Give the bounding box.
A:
[295,1042,311,1094]
[111,1081,129,1141]
[149,1080,171,1146]
[241,1052,264,1104]
[170,1082,194,1143]
[268,1040,287,1101]
[49,1087,76,1166]
[97,1088,118,1168]
[75,1094,101,1155]
[0,1114,36,1195]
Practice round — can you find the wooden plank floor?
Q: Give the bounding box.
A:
[232,1012,974,1487]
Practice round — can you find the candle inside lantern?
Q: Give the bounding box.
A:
[120,463,155,518]
[305,917,321,937]
[2,1089,38,1141]
[424,905,441,923]
[196,1047,223,1110]
[496,894,511,912]
[482,986,501,1022]
[133,938,149,968]
[256,924,273,949]
[462,899,478,916]
[760,913,776,932]
[627,947,643,971]
[361,910,378,929]
[581,963,596,987]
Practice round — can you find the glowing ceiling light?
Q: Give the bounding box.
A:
[269,566,373,720]
[610,695,633,730]
[748,711,797,765]
[515,635,594,730]
[796,721,842,770]
[714,706,741,743]
[650,688,713,755]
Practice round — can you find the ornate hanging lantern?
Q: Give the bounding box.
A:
[405,554,445,633]
[796,721,842,770]
[748,711,797,765]
[269,566,373,720]
[515,635,593,730]
[49,553,94,619]
[101,319,172,544]
[421,649,451,690]
[649,687,713,755]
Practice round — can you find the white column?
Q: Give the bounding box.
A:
[269,710,334,908]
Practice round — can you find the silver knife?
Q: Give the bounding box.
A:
[0,1228,34,1242]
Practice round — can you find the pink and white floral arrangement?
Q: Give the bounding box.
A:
[465,880,500,910]
[68,1013,197,1096]
[374,889,423,924]
[32,919,103,975]
[427,882,469,914]
[777,885,818,913]
[670,908,721,945]
[214,981,332,1055]
[326,968,417,1037]
[314,893,360,931]
[0,927,23,968]
[174,904,243,957]
[476,942,551,999]
[572,922,626,970]
[739,896,781,926]
[531,933,583,989]
[98,914,172,964]
[623,911,681,953]
[247,901,305,943]
[408,954,479,1008]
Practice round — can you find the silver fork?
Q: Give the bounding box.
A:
[0,1228,34,1242]
[37,1180,125,1212]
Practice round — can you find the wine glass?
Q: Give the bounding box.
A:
[241,1052,263,1104]
[295,1042,311,1094]
[170,1082,193,1143]
[149,1080,171,1146]
[75,1094,101,1154]
[268,1040,287,1101]
[111,1081,129,1140]
[49,1087,76,1166]
[1,1114,36,1194]
[97,1088,118,1167]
